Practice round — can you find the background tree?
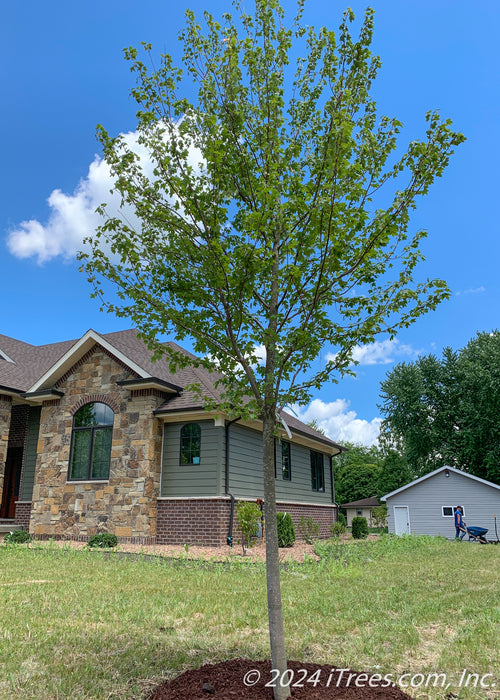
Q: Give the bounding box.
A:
[376,449,412,497]
[333,443,383,505]
[379,331,500,483]
[455,331,500,483]
[80,1,464,695]
[379,348,459,475]
[334,442,410,503]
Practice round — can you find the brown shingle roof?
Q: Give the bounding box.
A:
[0,328,341,450]
[341,497,380,508]
[0,334,76,392]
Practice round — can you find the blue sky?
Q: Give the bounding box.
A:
[2,0,498,445]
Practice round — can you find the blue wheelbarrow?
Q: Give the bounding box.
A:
[465,526,490,544]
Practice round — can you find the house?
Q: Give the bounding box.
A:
[382,466,500,539]
[341,497,380,527]
[0,329,342,546]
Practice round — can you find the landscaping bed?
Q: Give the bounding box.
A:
[149,659,412,698]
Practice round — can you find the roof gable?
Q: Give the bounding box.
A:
[381,466,500,500]
[28,330,150,392]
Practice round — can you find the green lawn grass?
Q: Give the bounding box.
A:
[0,536,498,699]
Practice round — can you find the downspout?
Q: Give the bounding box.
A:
[225,416,241,546]
[330,453,340,522]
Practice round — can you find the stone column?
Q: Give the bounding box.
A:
[109,391,164,540]
[0,395,13,505]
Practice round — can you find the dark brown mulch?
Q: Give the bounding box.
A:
[149,659,413,699]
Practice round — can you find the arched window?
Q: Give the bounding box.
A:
[69,403,114,480]
[180,423,201,465]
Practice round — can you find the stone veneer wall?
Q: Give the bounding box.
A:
[156,498,337,547]
[0,395,13,505]
[29,347,164,543]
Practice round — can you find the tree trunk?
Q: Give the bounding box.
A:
[262,408,290,700]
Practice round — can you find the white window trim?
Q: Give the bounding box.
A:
[442,506,466,517]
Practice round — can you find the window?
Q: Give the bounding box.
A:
[180,423,201,464]
[443,506,465,517]
[310,451,325,492]
[281,441,291,480]
[69,403,114,480]
[357,509,362,516]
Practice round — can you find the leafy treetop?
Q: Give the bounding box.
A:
[80,0,464,423]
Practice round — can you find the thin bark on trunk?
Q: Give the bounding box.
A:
[262,408,290,700]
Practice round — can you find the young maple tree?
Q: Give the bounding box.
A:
[80,2,464,697]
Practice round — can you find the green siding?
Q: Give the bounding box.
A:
[160,420,224,497]
[227,424,264,497]
[275,441,332,504]
[228,424,333,504]
[19,406,41,501]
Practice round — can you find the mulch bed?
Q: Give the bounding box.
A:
[149,659,413,699]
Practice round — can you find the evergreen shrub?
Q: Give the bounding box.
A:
[87,533,118,549]
[352,516,369,539]
[4,529,31,544]
[277,512,295,547]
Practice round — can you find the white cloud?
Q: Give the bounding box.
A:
[455,286,486,296]
[326,338,420,367]
[291,398,382,447]
[251,344,267,364]
[6,126,204,264]
[7,135,133,263]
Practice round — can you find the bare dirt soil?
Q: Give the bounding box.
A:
[148,659,413,699]
[16,538,322,562]
[15,533,377,563]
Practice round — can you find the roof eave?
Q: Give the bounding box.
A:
[117,377,182,394]
[0,385,24,398]
[20,389,65,404]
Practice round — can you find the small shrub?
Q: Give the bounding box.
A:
[87,532,118,549]
[236,501,262,555]
[330,521,346,538]
[299,516,320,543]
[352,516,369,539]
[371,505,388,529]
[337,512,347,528]
[277,512,295,548]
[4,529,31,544]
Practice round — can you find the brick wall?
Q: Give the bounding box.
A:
[8,405,29,448]
[14,501,31,530]
[0,395,12,504]
[276,501,337,539]
[157,498,337,547]
[157,498,231,547]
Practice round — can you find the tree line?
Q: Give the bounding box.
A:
[335,330,500,506]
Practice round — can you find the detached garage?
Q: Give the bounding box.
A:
[382,466,500,540]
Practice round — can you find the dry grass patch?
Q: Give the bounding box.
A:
[0,537,498,699]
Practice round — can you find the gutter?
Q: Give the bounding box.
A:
[225,416,241,547]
